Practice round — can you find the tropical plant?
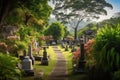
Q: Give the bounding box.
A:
[0,53,21,80]
[113,70,120,80]
[92,24,120,79]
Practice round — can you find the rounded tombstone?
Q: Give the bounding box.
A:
[21,56,33,70]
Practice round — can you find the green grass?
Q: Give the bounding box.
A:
[57,45,73,74]
[23,45,88,80]
[23,46,57,80]
[58,45,88,80]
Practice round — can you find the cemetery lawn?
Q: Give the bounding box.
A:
[58,45,88,80]
[23,46,57,80]
[23,45,88,80]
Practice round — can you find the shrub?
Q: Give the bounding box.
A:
[89,24,120,80]
[0,53,21,80]
[94,24,120,71]
[113,70,120,80]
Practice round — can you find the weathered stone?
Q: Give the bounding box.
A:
[41,47,48,65]
[21,56,34,76]
[22,56,33,70]
[28,45,35,65]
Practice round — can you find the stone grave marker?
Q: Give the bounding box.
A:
[21,56,34,76]
[41,46,48,65]
[28,44,35,65]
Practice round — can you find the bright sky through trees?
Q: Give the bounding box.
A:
[49,0,120,22]
[97,0,120,21]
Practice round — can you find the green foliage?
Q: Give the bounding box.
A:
[45,22,65,40]
[53,0,112,39]
[94,24,120,72]
[0,53,21,80]
[64,26,70,37]
[95,24,120,53]
[4,8,24,24]
[0,0,52,27]
[15,41,27,51]
[18,25,28,41]
[113,70,120,80]
[78,27,89,35]
[18,25,38,42]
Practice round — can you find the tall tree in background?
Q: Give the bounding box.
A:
[45,22,65,43]
[53,0,113,39]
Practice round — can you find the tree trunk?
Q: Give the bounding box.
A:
[0,0,11,25]
[74,27,77,40]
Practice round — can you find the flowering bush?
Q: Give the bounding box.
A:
[72,39,95,61]
[72,39,95,68]
[72,48,80,61]
[84,39,95,54]
[7,35,20,41]
[40,35,53,41]
[0,42,8,53]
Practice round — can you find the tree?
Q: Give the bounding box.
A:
[0,0,52,26]
[53,0,113,39]
[45,22,64,42]
[64,26,70,38]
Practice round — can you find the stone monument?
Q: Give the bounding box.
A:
[28,44,35,65]
[21,56,34,76]
[41,46,48,65]
[73,36,86,73]
[65,44,68,51]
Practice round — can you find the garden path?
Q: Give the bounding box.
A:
[46,46,68,80]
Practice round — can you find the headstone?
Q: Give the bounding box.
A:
[34,40,39,55]
[23,50,27,57]
[69,41,73,48]
[41,47,48,65]
[73,40,86,73]
[65,44,68,51]
[28,45,35,65]
[61,42,65,48]
[21,56,34,76]
[71,45,76,52]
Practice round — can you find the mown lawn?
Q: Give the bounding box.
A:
[22,45,88,80]
[23,45,57,80]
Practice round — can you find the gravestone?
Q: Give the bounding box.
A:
[28,45,35,65]
[69,41,73,48]
[73,38,86,73]
[41,46,48,65]
[71,45,76,52]
[23,50,27,57]
[21,56,34,76]
[61,42,65,48]
[65,44,68,51]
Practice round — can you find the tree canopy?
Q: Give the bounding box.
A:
[45,22,65,40]
[0,0,52,26]
[53,0,113,39]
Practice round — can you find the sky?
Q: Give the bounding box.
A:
[49,0,120,22]
[97,0,120,22]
